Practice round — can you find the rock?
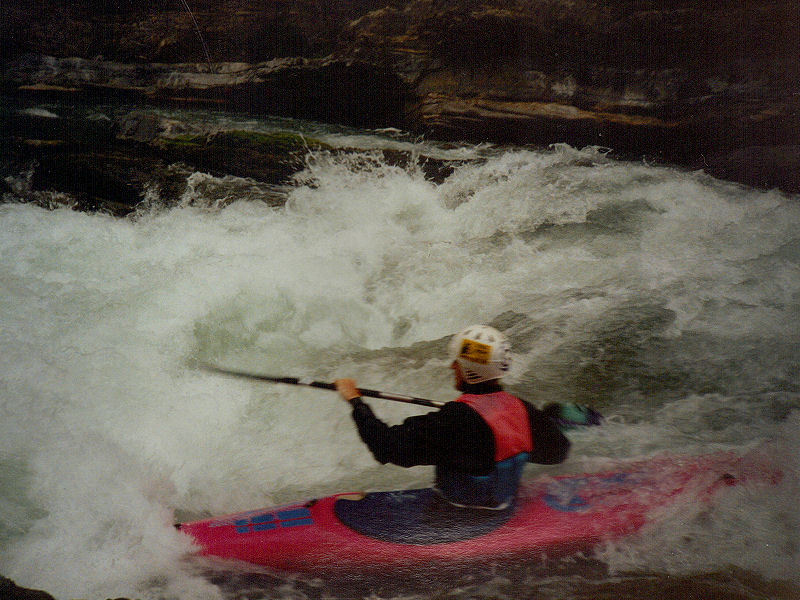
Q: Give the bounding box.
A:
[116,112,161,143]
[0,105,471,215]
[0,108,191,215]
[340,0,799,181]
[697,145,800,193]
[0,576,56,600]
[3,55,405,130]
[2,0,798,193]
[151,129,328,184]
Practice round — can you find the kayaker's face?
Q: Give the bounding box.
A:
[451,360,466,391]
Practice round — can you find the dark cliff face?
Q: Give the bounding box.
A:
[333,0,799,166]
[2,0,394,63]
[2,0,799,193]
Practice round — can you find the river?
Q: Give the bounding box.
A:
[1,103,798,599]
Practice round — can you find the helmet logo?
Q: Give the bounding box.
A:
[458,339,491,365]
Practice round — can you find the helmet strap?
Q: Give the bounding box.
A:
[458,379,503,394]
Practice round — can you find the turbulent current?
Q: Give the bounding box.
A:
[1,105,799,600]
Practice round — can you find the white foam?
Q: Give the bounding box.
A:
[1,142,798,598]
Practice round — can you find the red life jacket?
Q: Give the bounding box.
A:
[434,392,533,508]
[456,392,533,461]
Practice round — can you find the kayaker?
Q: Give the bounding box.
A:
[335,324,570,510]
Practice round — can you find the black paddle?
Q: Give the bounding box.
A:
[197,362,445,408]
[197,362,604,428]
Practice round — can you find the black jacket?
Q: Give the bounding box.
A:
[350,392,570,476]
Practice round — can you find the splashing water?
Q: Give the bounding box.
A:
[0,108,798,599]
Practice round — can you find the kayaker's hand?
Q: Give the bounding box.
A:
[335,378,361,403]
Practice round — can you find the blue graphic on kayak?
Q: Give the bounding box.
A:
[223,507,313,534]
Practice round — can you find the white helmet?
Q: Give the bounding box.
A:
[448,325,511,384]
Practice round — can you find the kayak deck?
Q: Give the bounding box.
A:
[178,450,780,572]
[333,488,514,544]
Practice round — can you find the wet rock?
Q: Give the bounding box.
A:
[696,145,800,194]
[0,576,56,600]
[1,106,470,216]
[378,148,474,185]
[0,109,190,215]
[116,111,161,143]
[1,104,334,214]
[150,129,327,183]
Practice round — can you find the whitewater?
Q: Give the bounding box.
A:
[1,106,799,599]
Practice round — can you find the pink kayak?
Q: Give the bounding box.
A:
[178,450,780,572]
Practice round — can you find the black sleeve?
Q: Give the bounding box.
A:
[523,401,571,464]
[349,398,495,473]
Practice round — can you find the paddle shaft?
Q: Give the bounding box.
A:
[199,363,445,408]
